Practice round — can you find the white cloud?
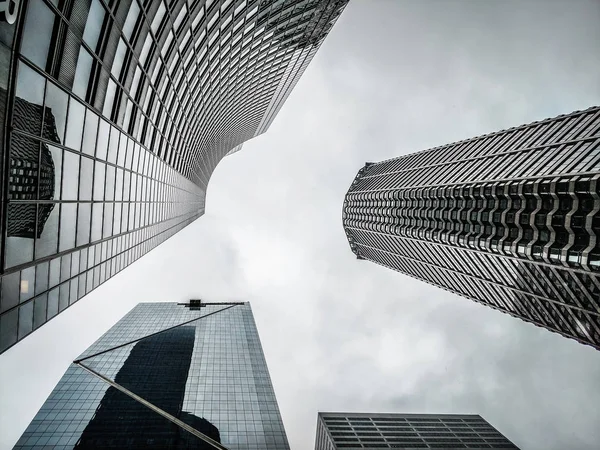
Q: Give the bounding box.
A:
[2,1,600,449]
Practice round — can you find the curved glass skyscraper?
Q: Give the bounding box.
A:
[343,107,600,350]
[0,0,349,353]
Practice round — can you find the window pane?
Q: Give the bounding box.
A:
[73,47,93,98]
[115,168,124,201]
[44,82,68,144]
[93,161,106,201]
[35,203,59,259]
[65,99,85,151]
[5,204,35,267]
[96,119,110,160]
[59,282,69,312]
[107,127,120,164]
[15,63,45,135]
[35,261,50,295]
[48,146,62,200]
[18,302,34,339]
[113,203,122,235]
[58,203,77,251]
[33,294,48,329]
[82,109,99,156]
[61,151,80,200]
[102,203,113,238]
[105,165,115,200]
[91,203,103,242]
[60,254,71,282]
[83,0,105,51]
[111,38,127,79]
[49,258,60,288]
[47,288,59,319]
[0,309,18,352]
[103,77,117,117]
[1,272,20,313]
[123,1,140,41]
[8,135,40,200]
[20,266,35,302]
[76,203,91,246]
[20,1,55,68]
[79,156,94,200]
[151,2,166,34]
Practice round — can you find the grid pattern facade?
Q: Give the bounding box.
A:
[0,0,349,353]
[315,413,519,449]
[15,302,290,449]
[342,107,600,350]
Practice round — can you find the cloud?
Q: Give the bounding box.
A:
[2,1,600,450]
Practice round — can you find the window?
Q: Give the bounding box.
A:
[65,99,85,151]
[59,203,77,251]
[83,0,105,51]
[44,82,68,144]
[151,2,167,34]
[61,151,80,200]
[123,1,140,41]
[73,47,94,98]
[20,0,55,68]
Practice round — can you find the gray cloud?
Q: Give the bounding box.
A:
[1,1,600,449]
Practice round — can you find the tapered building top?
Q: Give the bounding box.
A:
[343,106,600,349]
[0,0,349,353]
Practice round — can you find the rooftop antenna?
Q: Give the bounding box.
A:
[178,298,246,310]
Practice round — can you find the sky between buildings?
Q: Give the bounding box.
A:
[1,1,600,449]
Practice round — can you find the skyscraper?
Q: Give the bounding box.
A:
[0,0,349,353]
[342,107,600,350]
[14,301,290,449]
[315,412,519,449]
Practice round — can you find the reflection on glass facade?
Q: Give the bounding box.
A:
[0,0,349,353]
[15,302,290,449]
[343,107,600,350]
[315,412,520,449]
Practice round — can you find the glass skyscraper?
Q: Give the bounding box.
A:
[315,412,519,449]
[0,0,349,353]
[342,107,600,350]
[14,301,290,449]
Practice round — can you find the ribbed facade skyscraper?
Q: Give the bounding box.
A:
[0,0,349,353]
[342,107,600,350]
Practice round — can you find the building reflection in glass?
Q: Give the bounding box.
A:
[15,303,290,449]
[7,89,58,239]
[75,327,220,449]
[0,0,349,354]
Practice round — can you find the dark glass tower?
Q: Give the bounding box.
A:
[315,412,519,449]
[0,0,349,353]
[14,301,290,449]
[342,107,600,350]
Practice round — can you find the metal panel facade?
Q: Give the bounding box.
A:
[343,107,600,350]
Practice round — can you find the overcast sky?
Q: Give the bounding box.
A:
[2,1,600,449]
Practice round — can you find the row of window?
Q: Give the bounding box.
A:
[365,107,600,177]
[344,176,600,270]
[349,225,599,310]
[15,0,332,190]
[0,213,196,353]
[0,213,197,350]
[350,234,600,348]
[354,136,599,192]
